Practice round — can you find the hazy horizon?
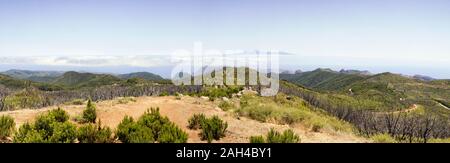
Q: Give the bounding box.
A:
[1,0,449,78]
[0,63,448,80]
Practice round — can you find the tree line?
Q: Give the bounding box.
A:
[0,84,203,111]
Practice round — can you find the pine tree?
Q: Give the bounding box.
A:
[82,99,97,123]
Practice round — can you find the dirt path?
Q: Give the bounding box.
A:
[0,96,368,143]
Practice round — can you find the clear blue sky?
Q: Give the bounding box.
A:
[0,0,449,78]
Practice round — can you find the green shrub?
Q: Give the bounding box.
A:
[264,128,300,143]
[33,108,69,139]
[67,99,85,105]
[116,116,141,143]
[16,109,76,143]
[266,128,283,143]
[311,121,325,132]
[371,133,397,143]
[14,122,44,143]
[115,109,187,143]
[187,113,206,130]
[127,126,155,143]
[34,114,56,139]
[137,108,170,139]
[249,135,265,143]
[0,115,15,140]
[82,100,97,123]
[280,129,300,143]
[48,107,69,123]
[158,123,188,143]
[48,121,77,143]
[199,87,242,100]
[77,122,113,143]
[159,92,169,96]
[200,115,228,143]
[218,101,234,111]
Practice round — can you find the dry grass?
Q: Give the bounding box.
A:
[0,96,369,143]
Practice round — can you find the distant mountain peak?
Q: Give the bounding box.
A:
[339,69,371,75]
[118,72,164,81]
[412,74,435,81]
[314,68,335,72]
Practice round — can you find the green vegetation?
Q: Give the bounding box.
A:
[218,101,235,111]
[82,100,97,123]
[0,115,15,140]
[52,71,122,89]
[77,122,114,143]
[428,138,450,143]
[14,108,77,143]
[198,86,242,101]
[187,114,228,143]
[115,108,188,143]
[187,113,206,130]
[281,69,450,115]
[250,129,300,143]
[200,115,228,143]
[3,88,48,110]
[115,116,154,143]
[48,121,77,143]
[236,93,355,133]
[8,107,186,143]
[14,122,44,143]
[371,133,397,143]
[118,72,164,81]
[280,68,366,91]
[249,135,265,143]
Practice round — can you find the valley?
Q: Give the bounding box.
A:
[0,68,449,143]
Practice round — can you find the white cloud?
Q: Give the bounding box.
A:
[0,55,172,67]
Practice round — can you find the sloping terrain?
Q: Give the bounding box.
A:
[0,96,368,143]
[118,72,165,81]
[52,71,122,88]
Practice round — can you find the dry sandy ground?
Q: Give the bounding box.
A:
[0,96,368,143]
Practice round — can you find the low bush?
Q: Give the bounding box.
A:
[250,128,300,143]
[199,87,242,101]
[218,101,234,111]
[116,116,154,143]
[14,122,44,143]
[159,92,169,96]
[48,121,77,143]
[249,135,265,143]
[77,122,114,143]
[371,133,397,143]
[14,108,77,143]
[0,115,15,140]
[158,123,188,143]
[200,115,228,143]
[311,120,325,132]
[115,108,188,143]
[49,107,69,123]
[187,113,206,130]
